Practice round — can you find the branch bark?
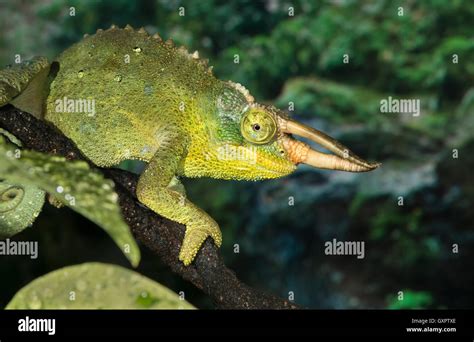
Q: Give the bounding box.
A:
[0,105,300,309]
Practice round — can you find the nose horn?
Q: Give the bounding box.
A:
[304,147,379,172]
[280,118,380,172]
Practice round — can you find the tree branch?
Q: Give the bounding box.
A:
[0,105,300,309]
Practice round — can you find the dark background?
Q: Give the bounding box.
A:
[0,0,473,309]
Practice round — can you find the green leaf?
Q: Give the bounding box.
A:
[5,262,195,309]
[0,136,140,266]
[0,181,45,238]
[0,128,23,147]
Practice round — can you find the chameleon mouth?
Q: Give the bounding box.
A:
[278,118,380,172]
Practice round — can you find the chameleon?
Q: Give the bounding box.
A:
[0,25,380,266]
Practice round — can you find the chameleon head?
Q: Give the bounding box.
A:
[227,103,380,180]
[184,82,379,180]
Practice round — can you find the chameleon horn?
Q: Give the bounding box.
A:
[281,119,380,170]
[281,136,378,172]
[304,147,378,172]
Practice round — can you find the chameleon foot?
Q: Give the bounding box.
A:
[179,222,222,266]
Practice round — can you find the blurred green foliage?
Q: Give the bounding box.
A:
[387,290,433,309]
[368,204,441,268]
[0,0,473,309]
[2,0,473,102]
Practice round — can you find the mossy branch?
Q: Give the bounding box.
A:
[0,105,300,309]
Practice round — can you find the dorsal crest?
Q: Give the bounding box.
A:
[88,25,215,76]
[227,81,254,103]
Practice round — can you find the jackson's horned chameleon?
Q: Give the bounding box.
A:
[0,25,380,265]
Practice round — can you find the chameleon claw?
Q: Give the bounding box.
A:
[179,225,222,265]
[179,229,207,266]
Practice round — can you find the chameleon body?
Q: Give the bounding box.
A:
[0,25,379,265]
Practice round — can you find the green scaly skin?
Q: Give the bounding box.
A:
[0,25,379,266]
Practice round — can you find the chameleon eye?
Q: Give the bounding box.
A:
[241,109,277,144]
